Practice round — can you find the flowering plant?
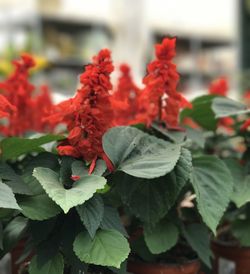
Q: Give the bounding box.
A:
[0,38,244,273]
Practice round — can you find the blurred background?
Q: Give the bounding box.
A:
[0,0,240,101]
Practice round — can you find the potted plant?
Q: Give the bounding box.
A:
[179,77,250,274]
[100,39,238,274]
[210,115,250,274]
[0,38,235,274]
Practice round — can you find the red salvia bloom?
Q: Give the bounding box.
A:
[111,64,141,125]
[49,49,115,167]
[0,54,54,136]
[136,38,192,128]
[208,77,234,132]
[209,77,228,97]
[0,95,16,119]
[241,119,250,131]
[32,85,55,132]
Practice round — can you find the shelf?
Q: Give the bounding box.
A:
[46,58,87,70]
[41,15,113,36]
[154,32,233,49]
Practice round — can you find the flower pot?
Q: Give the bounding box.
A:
[211,239,250,274]
[127,260,201,274]
[11,240,32,274]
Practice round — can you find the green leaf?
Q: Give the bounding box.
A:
[1,216,28,254]
[73,230,130,268]
[0,134,64,160]
[212,97,249,118]
[76,195,104,238]
[185,127,205,148]
[232,219,250,247]
[0,181,20,210]
[180,95,217,130]
[224,159,250,208]
[144,220,179,254]
[183,224,212,267]
[191,156,233,233]
[103,126,181,179]
[18,194,61,220]
[0,163,32,195]
[29,253,64,274]
[100,207,128,237]
[115,148,191,224]
[33,168,106,213]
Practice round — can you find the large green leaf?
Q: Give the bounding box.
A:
[0,163,32,195]
[29,252,64,274]
[0,134,64,160]
[144,220,179,254]
[180,95,217,130]
[224,159,250,208]
[18,194,61,220]
[212,97,249,118]
[73,230,130,268]
[76,195,104,238]
[103,126,181,179]
[232,219,250,247]
[33,168,106,213]
[115,148,191,224]
[183,223,212,267]
[191,156,233,233]
[0,181,20,210]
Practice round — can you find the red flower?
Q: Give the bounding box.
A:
[0,54,54,136]
[136,37,192,128]
[209,77,228,96]
[218,117,234,133]
[48,49,115,168]
[0,95,16,119]
[111,64,141,125]
[208,77,235,132]
[241,119,250,131]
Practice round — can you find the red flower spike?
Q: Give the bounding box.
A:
[208,77,234,132]
[209,77,228,97]
[0,54,54,136]
[136,37,191,128]
[49,49,115,164]
[111,64,142,125]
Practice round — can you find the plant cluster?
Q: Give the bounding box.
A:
[0,37,250,274]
